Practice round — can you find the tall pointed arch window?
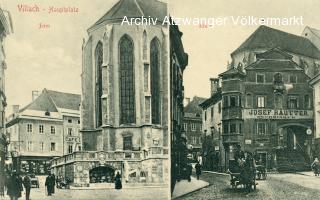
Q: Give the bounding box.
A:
[142,30,147,60]
[150,38,161,124]
[95,42,103,127]
[119,35,135,124]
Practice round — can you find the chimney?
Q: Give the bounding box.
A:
[210,78,220,96]
[32,91,40,101]
[12,105,19,114]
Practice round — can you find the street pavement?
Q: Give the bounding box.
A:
[1,176,169,200]
[172,177,209,199]
[176,171,320,200]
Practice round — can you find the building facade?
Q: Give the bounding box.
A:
[0,7,12,194]
[52,0,170,186]
[230,25,320,78]
[6,89,81,175]
[183,96,205,162]
[220,48,314,172]
[199,79,223,171]
[170,21,188,191]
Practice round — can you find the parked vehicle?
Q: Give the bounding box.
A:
[30,174,40,188]
[228,159,257,192]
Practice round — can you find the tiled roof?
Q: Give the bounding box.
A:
[219,67,245,77]
[19,89,80,112]
[91,0,167,28]
[199,89,222,109]
[184,96,206,115]
[245,59,303,71]
[46,90,81,110]
[232,25,320,59]
[246,48,303,71]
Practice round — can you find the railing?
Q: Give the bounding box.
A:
[51,148,165,167]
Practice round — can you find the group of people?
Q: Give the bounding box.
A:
[1,171,31,200]
[311,157,320,176]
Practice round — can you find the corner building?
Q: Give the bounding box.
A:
[51,0,169,186]
[221,48,314,172]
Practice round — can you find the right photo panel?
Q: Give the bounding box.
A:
[170,0,320,199]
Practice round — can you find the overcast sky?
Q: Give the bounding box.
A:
[0,0,119,114]
[170,0,320,99]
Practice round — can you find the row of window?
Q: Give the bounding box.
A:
[27,124,56,134]
[183,123,202,131]
[223,122,267,135]
[256,73,298,84]
[27,141,56,152]
[67,118,80,124]
[189,136,202,145]
[204,103,222,121]
[223,123,243,134]
[223,94,311,109]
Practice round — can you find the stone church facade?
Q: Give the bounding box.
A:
[51,0,169,186]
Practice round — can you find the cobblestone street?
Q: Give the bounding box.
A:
[0,176,169,200]
[176,172,320,200]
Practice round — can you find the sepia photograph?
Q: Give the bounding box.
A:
[0,0,320,199]
[170,0,320,199]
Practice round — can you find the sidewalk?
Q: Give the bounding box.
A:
[296,171,320,177]
[172,177,209,199]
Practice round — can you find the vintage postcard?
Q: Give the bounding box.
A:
[0,0,319,200]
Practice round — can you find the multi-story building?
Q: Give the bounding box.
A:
[0,7,12,194]
[183,96,205,162]
[199,79,223,171]
[303,26,320,160]
[231,25,320,78]
[52,0,170,187]
[220,48,314,172]
[6,89,81,175]
[170,21,188,191]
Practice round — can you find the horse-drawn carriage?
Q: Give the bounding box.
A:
[228,158,257,192]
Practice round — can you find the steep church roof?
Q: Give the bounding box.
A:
[232,25,320,59]
[90,0,167,29]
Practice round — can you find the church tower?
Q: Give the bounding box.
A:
[81,0,169,184]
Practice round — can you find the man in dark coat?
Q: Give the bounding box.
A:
[50,173,56,194]
[22,174,31,200]
[195,162,202,180]
[45,173,52,196]
[114,172,122,190]
[7,172,23,200]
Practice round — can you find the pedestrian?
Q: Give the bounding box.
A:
[45,173,52,196]
[187,163,192,182]
[50,173,56,194]
[311,157,320,176]
[22,174,31,200]
[195,161,202,180]
[7,171,23,200]
[114,172,122,190]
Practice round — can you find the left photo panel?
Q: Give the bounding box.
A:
[0,0,170,200]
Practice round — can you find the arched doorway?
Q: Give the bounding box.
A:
[89,166,115,183]
[276,124,312,171]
